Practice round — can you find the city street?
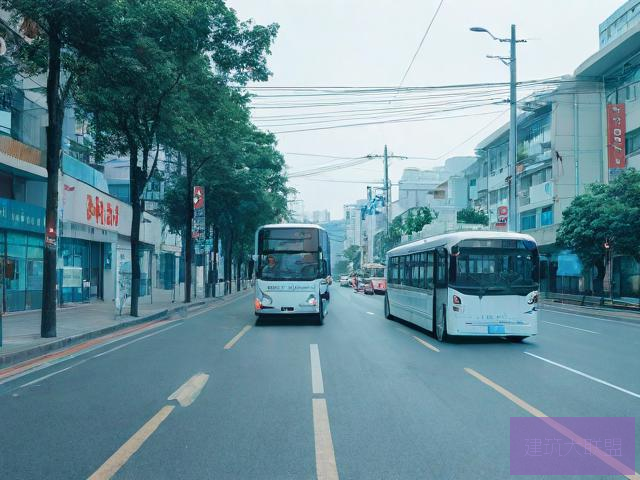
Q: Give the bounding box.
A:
[0,286,638,479]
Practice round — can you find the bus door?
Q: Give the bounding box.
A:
[423,251,435,330]
[434,247,448,332]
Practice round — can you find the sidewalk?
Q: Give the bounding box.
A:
[0,281,250,367]
[540,300,640,324]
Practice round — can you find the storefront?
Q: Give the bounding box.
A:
[58,173,119,305]
[0,198,46,312]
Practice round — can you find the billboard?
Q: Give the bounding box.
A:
[607,103,626,178]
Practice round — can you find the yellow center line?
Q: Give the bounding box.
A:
[412,335,440,353]
[312,398,339,480]
[464,367,640,479]
[224,325,252,350]
[88,405,175,480]
[167,373,209,407]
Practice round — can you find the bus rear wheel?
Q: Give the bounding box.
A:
[317,298,325,325]
[508,336,527,343]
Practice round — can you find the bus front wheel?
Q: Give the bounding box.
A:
[384,293,392,320]
[317,298,325,325]
[435,306,448,342]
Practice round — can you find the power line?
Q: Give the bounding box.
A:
[397,0,445,89]
[272,109,504,134]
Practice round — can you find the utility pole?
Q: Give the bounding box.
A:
[366,147,405,235]
[471,24,525,232]
[384,145,390,235]
[508,24,518,232]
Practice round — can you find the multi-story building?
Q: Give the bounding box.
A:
[599,0,640,48]
[0,12,178,312]
[311,209,330,224]
[343,200,366,250]
[318,220,345,273]
[576,6,640,299]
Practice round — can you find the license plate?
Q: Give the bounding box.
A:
[488,325,505,334]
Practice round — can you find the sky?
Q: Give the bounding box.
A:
[227,0,623,220]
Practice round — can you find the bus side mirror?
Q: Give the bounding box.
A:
[248,259,255,277]
[451,245,460,256]
[321,259,328,277]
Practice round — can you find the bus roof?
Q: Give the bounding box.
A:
[258,223,327,232]
[387,230,536,257]
[362,262,385,269]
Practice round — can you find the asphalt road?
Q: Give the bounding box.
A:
[0,287,638,479]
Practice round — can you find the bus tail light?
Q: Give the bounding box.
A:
[453,295,462,305]
[254,298,262,310]
[307,294,317,306]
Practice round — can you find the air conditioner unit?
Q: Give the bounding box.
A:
[519,190,529,198]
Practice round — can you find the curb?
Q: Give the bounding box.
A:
[0,293,243,369]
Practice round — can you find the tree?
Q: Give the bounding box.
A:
[343,245,361,271]
[201,127,289,292]
[403,207,435,235]
[557,169,640,294]
[0,0,114,336]
[457,207,489,225]
[334,260,350,275]
[75,0,225,315]
[159,59,251,302]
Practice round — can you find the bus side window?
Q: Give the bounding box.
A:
[425,252,434,291]
[403,255,411,286]
[412,254,420,288]
[436,250,447,286]
[419,253,426,289]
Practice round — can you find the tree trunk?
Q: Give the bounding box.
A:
[593,257,606,296]
[235,254,242,292]
[129,149,141,316]
[41,26,64,338]
[212,227,218,297]
[224,235,232,294]
[184,157,193,302]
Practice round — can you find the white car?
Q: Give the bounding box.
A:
[339,275,350,286]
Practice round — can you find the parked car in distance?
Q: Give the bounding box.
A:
[339,275,350,286]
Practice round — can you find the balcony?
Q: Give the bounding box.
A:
[530,181,554,204]
[0,135,45,168]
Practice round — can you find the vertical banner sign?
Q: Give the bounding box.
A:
[607,103,626,179]
[496,205,508,228]
[192,186,206,253]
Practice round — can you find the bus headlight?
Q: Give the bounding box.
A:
[307,294,317,306]
[261,293,273,306]
[527,291,539,305]
[453,295,462,305]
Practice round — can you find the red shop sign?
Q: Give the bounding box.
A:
[86,195,119,227]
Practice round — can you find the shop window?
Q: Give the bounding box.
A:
[0,171,12,199]
[13,177,25,202]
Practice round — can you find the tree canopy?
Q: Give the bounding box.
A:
[557,169,640,291]
[457,207,489,225]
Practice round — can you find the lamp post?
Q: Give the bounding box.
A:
[471,25,526,232]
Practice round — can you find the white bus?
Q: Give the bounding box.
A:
[384,231,539,342]
[254,224,332,323]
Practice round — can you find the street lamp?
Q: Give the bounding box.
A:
[471,25,526,232]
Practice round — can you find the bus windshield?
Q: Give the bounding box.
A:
[450,240,538,295]
[257,228,321,281]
